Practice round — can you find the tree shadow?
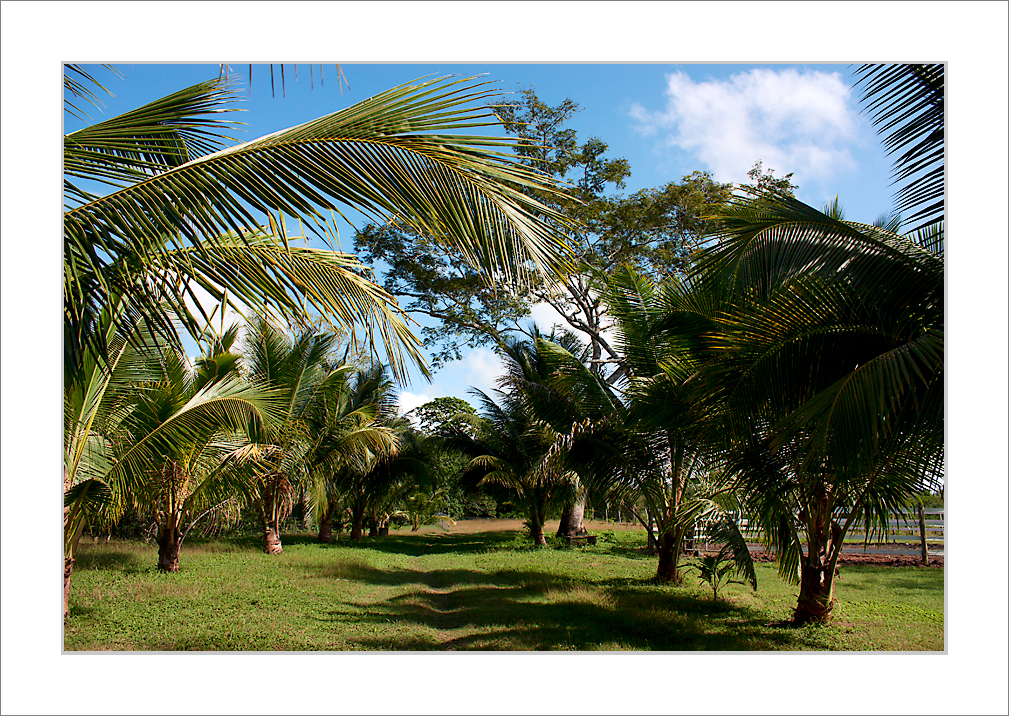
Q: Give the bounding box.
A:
[73,548,144,572]
[305,558,800,651]
[322,531,527,557]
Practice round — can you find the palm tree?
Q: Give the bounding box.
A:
[493,330,599,538]
[687,193,943,623]
[455,379,571,546]
[851,64,944,233]
[239,316,348,553]
[64,67,576,384]
[63,307,280,614]
[119,333,281,572]
[599,266,752,583]
[307,363,399,543]
[357,418,431,536]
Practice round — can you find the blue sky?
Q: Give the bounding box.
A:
[67,62,898,415]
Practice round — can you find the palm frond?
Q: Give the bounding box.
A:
[64,78,241,200]
[65,77,577,367]
[852,64,944,232]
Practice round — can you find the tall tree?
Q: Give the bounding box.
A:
[354,88,733,370]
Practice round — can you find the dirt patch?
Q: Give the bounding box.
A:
[748,550,943,568]
[397,518,647,536]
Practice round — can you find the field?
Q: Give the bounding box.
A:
[64,520,944,652]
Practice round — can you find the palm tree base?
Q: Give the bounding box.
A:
[63,555,74,620]
[158,540,181,572]
[263,526,283,554]
[792,564,837,625]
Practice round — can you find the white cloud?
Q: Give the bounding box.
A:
[396,390,436,423]
[395,347,504,417]
[630,68,860,186]
[462,347,504,397]
[528,301,564,331]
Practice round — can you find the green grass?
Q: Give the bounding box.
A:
[64,528,944,651]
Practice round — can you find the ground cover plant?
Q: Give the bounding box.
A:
[64,523,943,652]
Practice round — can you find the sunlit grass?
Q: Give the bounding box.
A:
[64,526,943,651]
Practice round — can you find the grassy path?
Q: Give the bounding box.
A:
[64,527,944,651]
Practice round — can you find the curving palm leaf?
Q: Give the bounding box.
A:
[852,64,944,232]
[64,79,240,201]
[65,73,577,375]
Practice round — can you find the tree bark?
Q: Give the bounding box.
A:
[63,555,74,620]
[158,514,182,572]
[792,490,839,624]
[656,529,684,582]
[350,504,365,541]
[530,522,548,546]
[318,512,334,544]
[318,500,338,544]
[262,521,283,554]
[556,493,587,537]
[555,504,572,537]
[793,562,837,625]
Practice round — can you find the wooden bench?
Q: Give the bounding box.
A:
[565,534,597,547]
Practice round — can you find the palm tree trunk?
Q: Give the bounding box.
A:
[318,512,334,544]
[263,519,283,554]
[792,490,838,624]
[318,499,338,543]
[555,504,572,537]
[530,522,548,546]
[158,513,182,571]
[793,562,837,625]
[350,501,365,541]
[529,498,548,546]
[656,527,685,582]
[556,492,587,537]
[63,555,74,620]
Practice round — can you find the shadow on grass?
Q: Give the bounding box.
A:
[281,530,536,557]
[334,581,795,651]
[73,547,144,572]
[301,553,797,651]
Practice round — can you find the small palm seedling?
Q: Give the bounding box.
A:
[683,547,748,601]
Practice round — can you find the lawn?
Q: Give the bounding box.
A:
[64,522,944,651]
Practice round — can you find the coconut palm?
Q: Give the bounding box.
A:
[239,316,350,553]
[597,266,753,583]
[63,307,281,614]
[357,419,432,536]
[64,298,164,617]
[454,378,572,546]
[492,330,601,538]
[306,363,399,543]
[686,193,943,623]
[64,68,576,383]
[116,333,281,572]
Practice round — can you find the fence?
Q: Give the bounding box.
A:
[695,507,944,557]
